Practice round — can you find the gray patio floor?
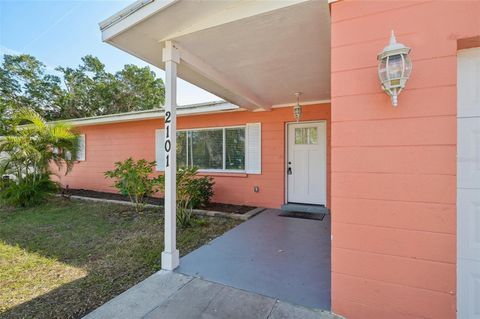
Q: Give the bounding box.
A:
[176,209,331,310]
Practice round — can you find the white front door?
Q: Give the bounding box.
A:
[458,47,480,319]
[287,121,326,205]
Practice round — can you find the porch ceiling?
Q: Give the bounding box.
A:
[101,0,331,110]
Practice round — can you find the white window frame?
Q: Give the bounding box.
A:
[76,134,86,161]
[53,134,86,162]
[178,125,246,173]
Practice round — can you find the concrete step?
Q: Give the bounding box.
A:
[281,203,329,215]
[83,271,342,319]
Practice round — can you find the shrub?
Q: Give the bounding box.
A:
[0,176,11,191]
[176,167,214,209]
[0,175,59,207]
[189,174,215,209]
[176,206,193,229]
[158,167,215,228]
[104,158,161,212]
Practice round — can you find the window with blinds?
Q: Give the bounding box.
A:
[178,127,245,171]
[156,123,261,174]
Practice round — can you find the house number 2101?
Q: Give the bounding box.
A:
[164,111,171,167]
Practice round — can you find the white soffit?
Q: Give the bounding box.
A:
[101,0,331,110]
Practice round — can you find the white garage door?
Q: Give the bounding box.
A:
[458,47,480,319]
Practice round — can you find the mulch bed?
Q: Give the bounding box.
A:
[63,188,256,215]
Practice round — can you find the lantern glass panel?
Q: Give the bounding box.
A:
[387,54,403,80]
[379,59,388,82]
[404,55,412,78]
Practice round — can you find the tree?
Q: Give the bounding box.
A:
[0,54,64,126]
[0,54,165,125]
[0,108,80,207]
[56,55,164,119]
[116,64,165,113]
[0,107,79,180]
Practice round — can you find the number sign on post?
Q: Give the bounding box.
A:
[164,111,171,167]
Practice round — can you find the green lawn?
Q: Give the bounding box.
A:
[0,198,240,319]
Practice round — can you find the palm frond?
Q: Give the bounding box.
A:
[12,107,47,132]
[2,107,80,180]
[48,122,77,140]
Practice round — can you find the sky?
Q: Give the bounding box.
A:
[0,0,219,105]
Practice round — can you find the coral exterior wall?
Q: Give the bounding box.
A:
[331,1,480,318]
[54,104,330,209]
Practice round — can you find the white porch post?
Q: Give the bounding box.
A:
[161,41,180,270]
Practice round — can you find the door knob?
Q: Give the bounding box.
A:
[287,166,292,175]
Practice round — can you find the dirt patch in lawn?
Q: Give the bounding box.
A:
[0,198,240,319]
[64,188,256,214]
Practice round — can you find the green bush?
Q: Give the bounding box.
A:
[105,158,162,212]
[177,167,214,209]
[0,175,59,207]
[176,206,193,229]
[0,177,11,191]
[158,167,215,228]
[189,173,215,209]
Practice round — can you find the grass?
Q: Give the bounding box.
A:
[0,198,240,319]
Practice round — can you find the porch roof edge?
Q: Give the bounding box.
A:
[50,101,240,127]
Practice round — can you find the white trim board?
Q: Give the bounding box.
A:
[457,47,480,319]
[51,101,240,127]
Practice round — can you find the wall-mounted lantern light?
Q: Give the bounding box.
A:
[293,92,302,122]
[377,31,412,107]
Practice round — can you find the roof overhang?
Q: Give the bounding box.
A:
[57,101,240,127]
[100,0,331,111]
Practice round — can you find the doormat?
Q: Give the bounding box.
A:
[279,211,325,221]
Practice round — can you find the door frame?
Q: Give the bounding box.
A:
[457,47,480,318]
[284,120,327,205]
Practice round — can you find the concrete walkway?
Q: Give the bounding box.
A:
[177,209,331,310]
[83,271,338,319]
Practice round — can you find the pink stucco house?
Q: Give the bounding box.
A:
[56,1,480,318]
